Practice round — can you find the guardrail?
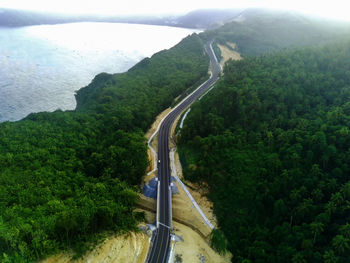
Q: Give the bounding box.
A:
[170,149,214,230]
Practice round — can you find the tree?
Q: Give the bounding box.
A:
[339,224,350,239]
[210,229,228,255]
[332,235,350,255]
[179,40,350,262]
[310,222,324,244]
[292,253,307,263]
[323,250,339,263]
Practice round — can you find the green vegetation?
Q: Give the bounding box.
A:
[76,34,209,131]
[0,34,208,262]
[210,228,228,255]
[179,41,350,262]
[201,9,350,56]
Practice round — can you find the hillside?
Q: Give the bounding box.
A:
[0,34,209,262]
[202,8,350,56]
[178,40,350,262]
[0,8,81,26]
[0,8,242,28]
[2,7,350,262]
[174,9,243,29]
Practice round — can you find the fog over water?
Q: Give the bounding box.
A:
[0,22,198,122]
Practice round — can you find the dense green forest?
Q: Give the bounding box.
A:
[76,34,209,130]
[0,34,208,262]
[201,9,350,56]
[179,41,350,262]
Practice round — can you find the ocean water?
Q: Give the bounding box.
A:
[0,22,198,122]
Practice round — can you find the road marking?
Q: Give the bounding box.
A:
[158,222,172,229]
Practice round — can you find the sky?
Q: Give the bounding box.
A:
[1,0,350,21]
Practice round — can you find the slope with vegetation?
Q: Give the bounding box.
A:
[202,9,350,56]
[179,41,350,262]
[0,34,209,262]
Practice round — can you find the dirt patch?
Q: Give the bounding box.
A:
[170,114,182,148]
[135,204,232,263]
[218,42,242,67]
[173,222,231,263]
[173,95,181,103]
[41,232,150,263]
[145,107,171,141]
[138,194,157,214]
[146,149,154,173]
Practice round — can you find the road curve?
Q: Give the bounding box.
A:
[147,40,221,263]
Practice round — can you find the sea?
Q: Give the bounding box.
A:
[0,22,198,122]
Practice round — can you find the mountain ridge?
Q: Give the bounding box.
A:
[0,7,242,28]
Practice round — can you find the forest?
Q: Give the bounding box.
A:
[179,40,350,263]
[0,34,208,262]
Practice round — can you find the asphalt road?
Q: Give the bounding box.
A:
[147,40,221,263]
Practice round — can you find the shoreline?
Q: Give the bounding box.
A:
[0,23,198,123]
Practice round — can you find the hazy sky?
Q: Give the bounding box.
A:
[1,0,350,21]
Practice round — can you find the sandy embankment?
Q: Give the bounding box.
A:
[41,232,150,263]
[218,42,242,67]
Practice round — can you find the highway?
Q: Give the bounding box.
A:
[147,40,221,263]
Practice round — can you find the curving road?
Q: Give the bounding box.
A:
[147,41,221,263]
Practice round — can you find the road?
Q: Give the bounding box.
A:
[147,40,221,263]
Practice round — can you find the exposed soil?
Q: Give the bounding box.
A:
[41,232,150,263]
[173,222,232,263]
[218,42,242,67]
[172,150,217,236]
[134,208,231,263]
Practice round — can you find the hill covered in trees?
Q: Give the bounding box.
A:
[1,7,350,262]
[174,9,243,29]
[178,41,350,262]
[203,9,350,56]
[0,34,208,261]
[0,7,242,28]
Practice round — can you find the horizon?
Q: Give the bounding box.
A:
[1,0,350,22]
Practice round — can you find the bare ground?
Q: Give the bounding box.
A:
[218,42,242,67]
[173,222,232,263]
[134,208,231,263]
[41,232,150,263]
